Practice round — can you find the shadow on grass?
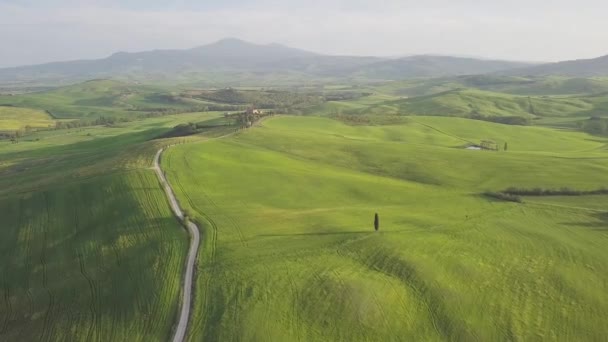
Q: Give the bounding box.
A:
[1,127,168,161]
[563,212,608,230]
[258,229,412,237]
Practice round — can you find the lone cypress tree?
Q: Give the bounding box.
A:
[374,213,379,231]
[504,142,508,151]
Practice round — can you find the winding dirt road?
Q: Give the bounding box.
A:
[153,148,200,342]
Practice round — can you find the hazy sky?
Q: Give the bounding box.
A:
[1,0,607,68]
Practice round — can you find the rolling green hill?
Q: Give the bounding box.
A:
[3,71,608,342]
[164,116,608,341]
[370,76,608,99]
[0,111,225,341]
[319,88,608,129]
[468,76,608,95]
[0,80,199,120]
[392,89,592,118]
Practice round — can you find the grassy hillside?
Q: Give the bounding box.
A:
[0,171,186,341]
[324,89,608,128]
[0,111,225,341]
[0,111,221,195]
[0,80,201,120]
[476,76,608,95]
[394,89,592,118]
[0,106,55,132]
[164,116,608,341]
[371,76,608,97]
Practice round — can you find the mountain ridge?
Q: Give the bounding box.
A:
[4,38,602,85]
[501,54,608,77]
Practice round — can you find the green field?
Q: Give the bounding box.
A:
[163,116,608,341]
[0,111,226,341]
[0,171,186,341]
[0,111,222,195]
[0,106,55,132]
[0,80,207,120]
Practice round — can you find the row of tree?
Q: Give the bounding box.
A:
[469,112,531,126]
[501,187,608,196]
[227,109,275,128]
[485,186,608,203]
[580,116,608,136]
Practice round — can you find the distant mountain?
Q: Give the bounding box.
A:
[0,39,324,81]
[503,55,608,77]
[348,55,533,79]
[0,38,537,85]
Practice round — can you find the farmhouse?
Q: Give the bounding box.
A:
[246,108,262,115]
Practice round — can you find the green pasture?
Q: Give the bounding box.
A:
[0,171,187,341]
[164,116,608,341]
[0,111,223,340]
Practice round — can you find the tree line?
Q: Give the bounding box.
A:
[580,117,608,136]
[157,109,276,139]
[485,186,608,203]
[502,187,608,196]
[469,112,531,126]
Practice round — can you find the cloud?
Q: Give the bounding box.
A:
[1,1,607,67]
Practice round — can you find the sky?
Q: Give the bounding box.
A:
[1,0,607,68]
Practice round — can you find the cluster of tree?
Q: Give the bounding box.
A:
[1,125,47,142]
[157,109,275,139]
[130,104,247,114]
[229,110,275,128]
[324,92,372,102]
[184,88,321,109]
[53,116,131,130]
[469,112,531,126]
[156,122,229,139]
[580,116,608,136]
[480,140,499,150]
[0,130,23,143]
[501,187,608,196]
[332,113,408,126]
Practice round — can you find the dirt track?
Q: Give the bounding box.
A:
[154,148,200,342]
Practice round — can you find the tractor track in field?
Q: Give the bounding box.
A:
[154,147,200,342]
[409,119,475,145]
[2,285,11,334]
[78,252,99,342]
[39,193,55,342]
